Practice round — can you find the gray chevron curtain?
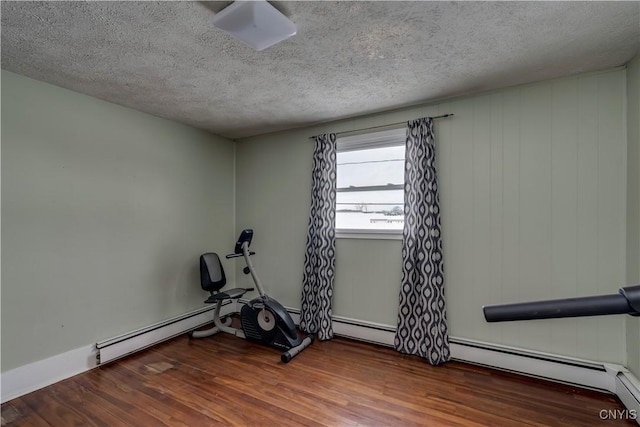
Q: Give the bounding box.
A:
[395,118,450,365]
[300,133,337,341]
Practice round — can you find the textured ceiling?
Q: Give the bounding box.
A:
[2,1,639,139]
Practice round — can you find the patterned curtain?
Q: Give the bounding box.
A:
[395,118,450,365]
[299,134,337,341]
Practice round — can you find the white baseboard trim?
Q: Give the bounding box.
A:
[332,315,396,346]
[615,371,640,424]
[449,338,617,393]
[1,344,97,404]
[1,303,233,404]
[97,303,233,365]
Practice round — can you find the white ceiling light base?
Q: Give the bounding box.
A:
[212,0,296,51]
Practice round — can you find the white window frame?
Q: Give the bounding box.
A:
[336,127,406,240]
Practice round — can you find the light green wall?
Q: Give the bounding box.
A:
[626,53,640,378]
[236,68,628,364]
[3,62,635,374]
[1,70,236,372]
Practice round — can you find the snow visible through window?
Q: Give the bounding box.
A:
[336,144,404,231]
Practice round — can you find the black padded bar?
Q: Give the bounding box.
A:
[483,288,638,322]
[621,285,640,313]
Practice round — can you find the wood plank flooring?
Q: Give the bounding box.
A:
[2,333,636,426]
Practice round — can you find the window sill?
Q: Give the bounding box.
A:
[336,229,403,240]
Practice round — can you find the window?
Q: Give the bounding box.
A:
[336,128,405,238]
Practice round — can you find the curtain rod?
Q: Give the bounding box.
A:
[309,113,454,140]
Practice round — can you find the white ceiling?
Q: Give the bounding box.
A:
[2,1,639,139]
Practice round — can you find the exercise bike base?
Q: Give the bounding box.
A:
[189,316,233,338]
[281,335,314,363]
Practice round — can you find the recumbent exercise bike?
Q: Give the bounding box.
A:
[189,229,313,363]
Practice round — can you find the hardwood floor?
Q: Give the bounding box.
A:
[2,333,635,426]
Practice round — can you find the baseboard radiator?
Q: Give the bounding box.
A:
[96,302,234,365]
[94,298,638,421]
[5,299,638,422]
[237,298,639,421]
[241,298,609,387]
[616,372,640,422]
[449,338,616,391]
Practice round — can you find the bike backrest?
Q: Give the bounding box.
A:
[233,229,254,254]
[200,253,226,292]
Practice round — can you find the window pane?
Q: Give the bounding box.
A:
[336,211,404,230]
[337,146,404,188]
[336,189,404,230]
[336,141,405,232]
[337,189,403,210]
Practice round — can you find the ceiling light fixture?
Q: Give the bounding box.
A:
[212,0,297,51]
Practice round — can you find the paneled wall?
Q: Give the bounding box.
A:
[236,68,628,364]
[438,70,626,362]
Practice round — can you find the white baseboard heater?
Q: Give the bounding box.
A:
[6,299,638,423]
[616,372,640,422]
[237,299,639,421]
[449,338,614,391]
[96,302,234,365]
[94,298,638,422]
